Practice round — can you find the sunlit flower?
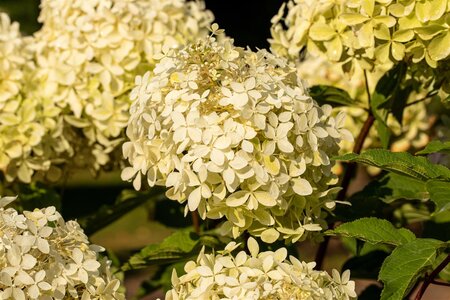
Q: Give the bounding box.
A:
[122,28,352,243]
[0,195,124,299]
[166,238,357,300]
[270,0,450,73]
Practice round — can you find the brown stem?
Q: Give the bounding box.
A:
[315,236,330,270]
[337,113,375,200]
[315,121,377,269]
[431,280,450,287]
[405,90,438,107]
[315,71,375,270]
[191,211,200,234]
[338,70,374,200]
[414,254,450,300]
[317,113,375,270]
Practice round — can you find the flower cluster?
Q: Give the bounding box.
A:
[0,0,213,184]
[166,238,356,299]
[297,55,430,155]
[0,13,24,106]
[270,0,450,74]
[122,30,352,243]
[0,13,62,183]
[0,196,124,299]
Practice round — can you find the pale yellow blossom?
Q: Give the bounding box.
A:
[122,29,352,243]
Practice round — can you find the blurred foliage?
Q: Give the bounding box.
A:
[17,182,61,211]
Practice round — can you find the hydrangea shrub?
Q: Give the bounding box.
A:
[0,2,449,300]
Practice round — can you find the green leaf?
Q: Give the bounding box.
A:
[378,173,428,203]
[370,63,408,148]
[341,237,391,257]
[332,179,392,222]
[122,230,221,271]
[371,93,392,149]
[308,85,354,107]
[327,217,416,246]
[390,84,413,125]
[374,62,407,100]
[334,149,450,182]
[379,239,448,300]
[434,253,450,282]
[123,230,198,271]
[343,172,428,205]
[416,140,450,155]
[78,188,165,236]
[427,180,450,213]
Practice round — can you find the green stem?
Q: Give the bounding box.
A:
[405,90,438,107]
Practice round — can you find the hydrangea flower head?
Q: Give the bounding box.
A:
[166,237,357,299]
[122,29,352,243]
[0,195,124,299]
[0,13,63,183]
[0,13,28,180]
[0,0,214,184]
[270,0,450,73]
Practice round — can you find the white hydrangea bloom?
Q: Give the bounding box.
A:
[122,31,352,243]
[270,0,450,72]
[0,0,213,184]
[0,195,124,299]
[0,13,65,184]
[166,238,357,300]
[0,13,28,179]
[0,13,23,105]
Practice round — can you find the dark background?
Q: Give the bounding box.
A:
[1,0,283,49]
